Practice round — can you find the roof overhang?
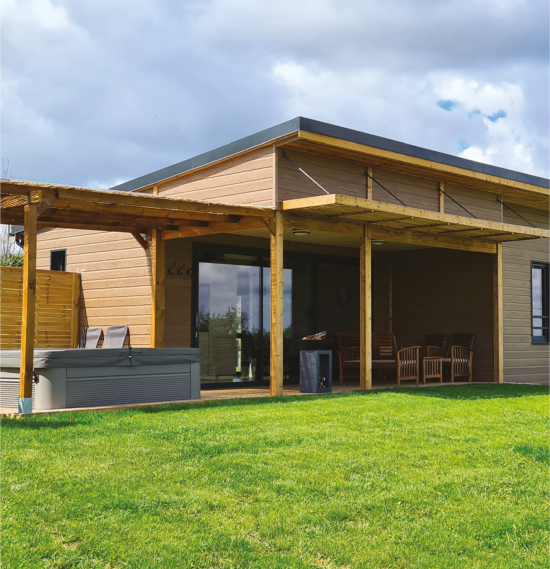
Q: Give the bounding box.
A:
[282,194,549,254]
[0,181,274,241]
[110,117,549,210]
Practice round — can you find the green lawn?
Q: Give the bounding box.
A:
[2,384,549,569]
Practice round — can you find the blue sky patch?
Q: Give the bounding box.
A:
[487,109,507,122]
[437,100,458,111]
[468,109,482,118]
[458,138,470,152]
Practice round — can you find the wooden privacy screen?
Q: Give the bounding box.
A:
[1,267,80,349]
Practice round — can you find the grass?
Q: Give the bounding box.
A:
[2,383,549,568]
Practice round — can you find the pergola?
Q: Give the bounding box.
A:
[1,180,548,413]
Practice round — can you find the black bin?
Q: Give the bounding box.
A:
[300,350,332,393]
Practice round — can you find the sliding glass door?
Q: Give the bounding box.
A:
[198,257,262,384]
[195,245,359,387]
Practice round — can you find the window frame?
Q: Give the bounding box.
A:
[531,261,549,345]
[50,249,67,272]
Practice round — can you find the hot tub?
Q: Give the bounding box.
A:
[0,348,200,411]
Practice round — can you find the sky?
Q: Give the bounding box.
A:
[2,0,549,188]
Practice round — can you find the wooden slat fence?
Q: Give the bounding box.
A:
[1,267,81,349]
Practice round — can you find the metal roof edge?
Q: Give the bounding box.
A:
[110,117,301,193]
[110,116,549,194]
[297,117,549,189]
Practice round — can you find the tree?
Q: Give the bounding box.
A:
[0,226,23,267]
[0,157,24,267]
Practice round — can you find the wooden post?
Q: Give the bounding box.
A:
[366,167,373,200]
[493,242,503,383]
[438,182,445,213]
[270,210,284,396]
[70,273,81,348]
[360,224,372,390]
[150,228,166,348]
[150,185,165,348]
[19,203,38,413]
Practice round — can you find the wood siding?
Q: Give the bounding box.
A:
[502,206,550,384]
[392,249,494,382]
[158,146,275,206]
[278,149,504,219]
[165,238,193,348]
[36,229,152,347]
[1,267,80,349]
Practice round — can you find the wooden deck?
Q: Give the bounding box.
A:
[1,380,479,417]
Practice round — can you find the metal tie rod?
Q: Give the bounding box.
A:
[497,197,535,228]
[282,150,330,195]
[437,183,477,219]
[365,169,407,207]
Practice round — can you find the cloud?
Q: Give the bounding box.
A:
[430,76,541,174]
[1,0,548,187]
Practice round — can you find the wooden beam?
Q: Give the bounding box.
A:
[360,224,372,390]
[19,203,38,414]
[366,166,373,200]
[369,226,497,254]
[270,210,284,396]
[0,184,56,197]
[161,216,267,240]
[36,211,177,230]
[282,194,549,239]
[132,231,149,250]
[38,222,148,234]
[273,147,279,205]
[36,195,57,218]
[52,187,272,218]
[47,199,242,223]
[1,194,28,208]
[71,273,81,348]
[438,182,445,213]
[284,212,498,253]
[150,228,166,348]
[494,243,503,383]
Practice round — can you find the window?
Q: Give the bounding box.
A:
[531,262,549,344]
[50,249,66,272]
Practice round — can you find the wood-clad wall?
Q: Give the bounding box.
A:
[1,267,80,349]
[158,146,275,206]
[36,229,152,347]
[278,148,503,218]
[165,238,193,348]
[502,206,549,384]
[392,249,494,382]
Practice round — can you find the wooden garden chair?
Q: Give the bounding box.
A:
[422,333,448,357]
[444,333,475,382]
[372,333,398,380]
[397,346,421,386]
[423,353,443,384]
[336,333,360,383]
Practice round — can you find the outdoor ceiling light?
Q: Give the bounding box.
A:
[371,240,386,246]
[292,229,310,236]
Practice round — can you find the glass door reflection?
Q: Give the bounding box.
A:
[198,262,262,384]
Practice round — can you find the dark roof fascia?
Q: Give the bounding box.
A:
[110,117,302,193]
[298,117,549,189]
[9,225,24,235]
[111,116,549,193]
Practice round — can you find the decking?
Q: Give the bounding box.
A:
[0,380,494,417]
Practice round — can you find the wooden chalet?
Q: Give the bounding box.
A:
[2,117,549,411]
